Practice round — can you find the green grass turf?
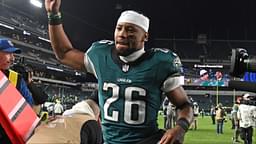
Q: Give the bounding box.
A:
[158,114,256,144]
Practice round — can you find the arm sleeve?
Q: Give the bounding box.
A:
[161,52,184,93]
[162,76,184,92]
[84,49,97,78]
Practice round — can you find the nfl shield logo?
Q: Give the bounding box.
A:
[122,64,129,72]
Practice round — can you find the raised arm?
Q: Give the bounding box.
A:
[45,0,86,71]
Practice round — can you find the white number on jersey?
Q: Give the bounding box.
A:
[98,40,114,45]
[103,82,146,125]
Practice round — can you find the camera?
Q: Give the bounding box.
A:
[240,95,256,106]
[230,48,256,77]
[229,48,256,106]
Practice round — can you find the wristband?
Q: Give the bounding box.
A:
[176,118,190,132]
[48,12,62,25]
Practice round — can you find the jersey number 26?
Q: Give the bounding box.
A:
[103,82,146,125]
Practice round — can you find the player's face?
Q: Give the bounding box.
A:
[200,73,209,80]
[0,51,15,70]
[114,22,148,56]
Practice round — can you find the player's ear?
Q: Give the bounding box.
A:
[144,33,149,42]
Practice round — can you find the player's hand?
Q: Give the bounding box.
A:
[27,72,33,84]
[159,126,185,144]
[45,0,61,13]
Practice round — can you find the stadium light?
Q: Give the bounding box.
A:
[38,37,50,42]
[30,0,42,8]
[0,22,14,30]
[23,30,31,36]
[46,66,63,72]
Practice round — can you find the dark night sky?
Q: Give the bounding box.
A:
[4,0,256,50]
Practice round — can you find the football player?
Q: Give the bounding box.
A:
[45,0,193,143]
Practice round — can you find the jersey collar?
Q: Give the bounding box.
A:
[119,48,145,63]
[111,47,153,72]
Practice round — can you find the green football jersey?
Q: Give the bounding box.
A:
[86,40,182,144]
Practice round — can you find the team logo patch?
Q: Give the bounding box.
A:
[173,57,182,68]
[122,64,129,72]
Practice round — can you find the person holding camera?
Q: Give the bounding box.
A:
[215,103,226,135]
[11,64,49,115]
[237,93,256,144]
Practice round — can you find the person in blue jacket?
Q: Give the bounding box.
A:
[0,38,34,105]
[0,38,35,143]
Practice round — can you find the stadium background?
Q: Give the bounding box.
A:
[0,0,256,143]
[1,0,256,115]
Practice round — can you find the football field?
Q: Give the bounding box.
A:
[158,114,256,144]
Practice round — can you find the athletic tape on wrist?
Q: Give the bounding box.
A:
[48,12,62,25]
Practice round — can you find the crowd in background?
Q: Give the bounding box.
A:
[161,94,256,144]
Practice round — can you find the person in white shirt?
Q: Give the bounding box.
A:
[237,93,255,144]
[166,101,176,129]
[54,99,64,115]
[190,102,199,130]
[162,97,169,129]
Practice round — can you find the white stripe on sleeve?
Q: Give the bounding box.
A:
[84,53,98,79]
[161,76,184,92]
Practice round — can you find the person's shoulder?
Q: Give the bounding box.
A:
[151,48,180,61]
[151,48,172,54]
[8,69,20,76]
[91,40,114,48]
[7,69,24,81]
[87,40,114,54]
[150,48,182,68]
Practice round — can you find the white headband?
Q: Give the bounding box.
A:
[117,10,150,32]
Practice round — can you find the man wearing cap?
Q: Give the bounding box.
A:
[0,38,34,143]
[45,0,193,144]
[0,38,34,105]
[194,69,210,86]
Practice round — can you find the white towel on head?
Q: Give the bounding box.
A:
[117,10,150,32]
[62,101,95,118]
